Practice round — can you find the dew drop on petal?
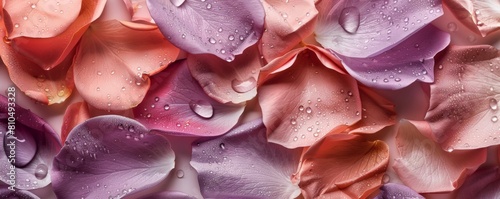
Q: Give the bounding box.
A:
[208,37,216,44]
[338,7,360,34]
[189,100,214,119]
[34,164,49,180]
[490,98,498,111]
[176,169,185,178]
[219,143,225,150]
[231,77,257,93]
[306,107,313,114]
[492,116,498,123]
[447,22,457,32]
[164,104,170,111]
[170,0,185,7]
[382,174,390,184]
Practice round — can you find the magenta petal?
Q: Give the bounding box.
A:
[336,25,450,89]
[140,191,197,199]
[0,95,61,190]
[51,115,175,199]
[191,119,302,198]
[0,187,39,198]
[133,61,245,137]
[146,0,265,61]
[316,0,443,58]
[454,167,500,199]
[374,183,424,199]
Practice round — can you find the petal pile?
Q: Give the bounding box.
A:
[444,0,500,37]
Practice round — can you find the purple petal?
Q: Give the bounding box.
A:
[139,191,197,199]
[0,95,61,190]
[147,0,265,62]
[51,115,175,199]
[315,0,443,58]
[0,187,39,199]
[374,183,425,199]
[133,60,245,137]
[335,25,450,89]
[455,167,500,199]
[191,119,302,198]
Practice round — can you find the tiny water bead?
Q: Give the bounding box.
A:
[189,100,214,119]
[492,116,498,123]
[231,77,257,93]
[176,169,185,178]
[338,7,361,34]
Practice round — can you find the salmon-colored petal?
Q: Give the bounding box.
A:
[61,101,91,143]
[259,0,318,61]
[299,134,389,198]
[393,120,487,193]
[444,0,500,37]
[187,45,262,104]
[425,45,500,150]
[3,0,81,39]
[73,20,179,111]
[131,0,154,24]
[258,47,361,148]
[9,0,106,70]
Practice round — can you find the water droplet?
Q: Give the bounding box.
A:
[231,77,257,93]
[189,100,214,119]
[338,7,361,34]
[298,105,304,112]
[382,174,390,184]
[293,136,298,141]
[394,78,401,82]
[176,169,185,178]
[492,116,498,123]
[34,164,48,180]
[31,4,37,9]
[206,3,212,9]
[164,104,170,111]
[208,37,216,44]
[128,126,135,133]
[306,107,313,114]
[170,0,185,7]
[228,35,235,41]
[290,119,297,125]
[219,143,225,150]
[490,98,498,111]
[239,35,245,41]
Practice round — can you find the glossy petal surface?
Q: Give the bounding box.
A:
[425,45,500,150]
[73,20,179,111]
[299,134,389,198]
[444,0,500,37]
[52,115,175,199]
[454,167,500,199]
[147,0,265,61]
[191,119,302,199]
[61,102,91,143]
[316,0,443,58]
[374,183,425,199]
[393,120,486,193]
[133,61,245,137]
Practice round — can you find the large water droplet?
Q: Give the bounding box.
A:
[492,116,498,123]
[490,98,498,111]
[176,169,185,178]
[34,164,49,180]
[170,0,185,7]
[338,7,361,34]
[231,77,257,93]
[189,100,214,119]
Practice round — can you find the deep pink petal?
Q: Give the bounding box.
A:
[315,0,443,58]
[425,45,500,150]
[393,120,487,193]
[73,20,179,111]
[191,119,303,198]
[336,25,450,89]
[374,183,425,199]
[454,167,500,199]
[147,0,265,61]
[258,47,361,148]
[187,45,262,104]
[133,60,245,137]
[52,115,175,199]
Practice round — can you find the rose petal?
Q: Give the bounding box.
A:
[444,0,500,37]
[9,0,106,70]
[139,191,197,199]
[258,46,361,148]
[191,119,303,199]
[453,167,500,199]
[73,20,179,111]
[187,45,261,104]
[335,25,450,89]
[131,0,155,24]
[61,102,91,143]
[425,45,500,150]
[0,187,39,198]
[315,0,443,58]
[133,60,245,137]
[393,120,487,193]
[374,183,425,199]
[147,0,265,61]
[259,0,318,61]
[299,134,389,198]
[0,95,62,190]
[51,115,175,199]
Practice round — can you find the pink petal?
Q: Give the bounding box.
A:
[61,102,91,143]
[131,0,155,24]
[454,167,500,199]
[73,20,179,111]
[393,120,487,193]
[425,45,500,150]
[315,0,443,58]
[187,45,261,104]
[191,119,303,198]
[9,0,106,70]
[133,60,245,137]
[258,46,361,148]
[260,0,318,61]
[444,0,500,37]
[299,134,389,198]
[3,0,81,39]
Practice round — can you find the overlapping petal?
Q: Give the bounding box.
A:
[140,191,197,199]
[374,183,425,199]
[336,25,450,89]
[259,0,318,61]
[315,0,443,58]
[453,167,500,199]
[444,0,500,37]
[147,0,265,61]
[187,45,261,104]
[393,120,486,193]
[258,46,361,148]
[299,133,389,198]
[52,115,175,199]
[133,60,245,137]
[425,45,500,150]
[0,95,61,190]
[0,187,39,198]
[73,19,179,111]
[61,101,91,143]
[191,119,303,198]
